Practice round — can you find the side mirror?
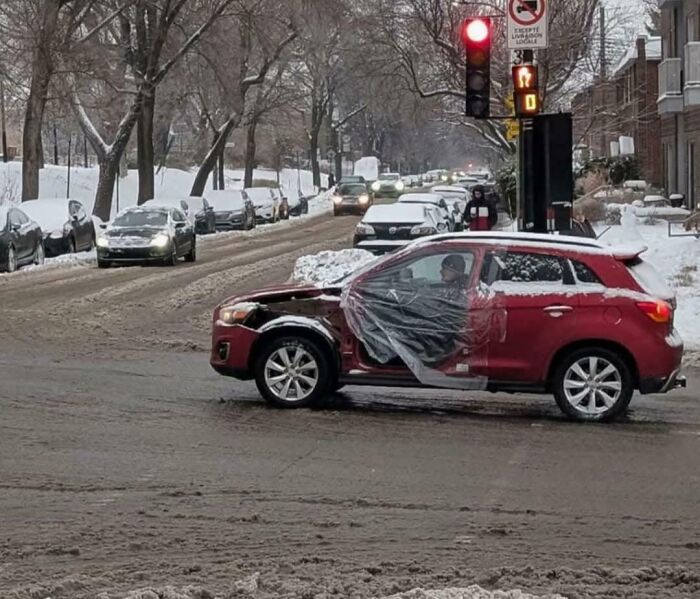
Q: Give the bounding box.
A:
[11,223,21,232]
[175,222,186,229]
[99,223,107,229]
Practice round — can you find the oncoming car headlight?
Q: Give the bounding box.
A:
[371,181,381,192]
[219,302,258,325]
[332,195,343,204]
[150,233,170,248]
[358,194,369,204]
[395,181,405,191]
[96,237,109,248]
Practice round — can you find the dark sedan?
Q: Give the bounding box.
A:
[21,198,95,256]
[0,206,44,272]
[207,190,256,231]
[96,205,196,267]
[332,183,372,215]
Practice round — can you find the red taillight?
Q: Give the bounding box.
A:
[636,300,672,324]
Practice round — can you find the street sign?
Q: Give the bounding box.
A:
[507,0,548,50]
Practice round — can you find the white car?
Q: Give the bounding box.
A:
[371,172,405,197]
[352,203,443,254]
[397,193,454,231]
[244,187,280,224]
[430,186,469,230]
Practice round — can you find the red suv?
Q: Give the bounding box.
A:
[210,233,685,421]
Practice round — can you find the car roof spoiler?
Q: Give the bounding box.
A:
[611,242,648,261]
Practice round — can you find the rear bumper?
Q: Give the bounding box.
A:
[639,369,687,395]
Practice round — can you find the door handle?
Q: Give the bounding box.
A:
[543,305,574,314]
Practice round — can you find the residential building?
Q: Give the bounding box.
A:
[657,0,700,209]
[572,36,663,187]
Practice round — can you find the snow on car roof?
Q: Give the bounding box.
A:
[362,203,427,223]
[0,204,10,226]
[119,204,170,215]
[244,188,274,205]
[431,185,468,193]
[144,198,187,208]
[207,189,246,210]
[413,231,648,258]
[398,193,444,205]
[20,198,73,232]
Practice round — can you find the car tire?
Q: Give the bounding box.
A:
[33,242,45,266]
[254,336,333,409]
[165,247,178,266]
[6,245,17,273]
[184,240,196,262]
[68,236,76,254]
[552,347,634,422]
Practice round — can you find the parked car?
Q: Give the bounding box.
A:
[210,232,685,422]
[339,176,367,186]
[245,187,280,224]
[208,190,256,230]
[332,182,373,216]
[0,205,44,272]
[286,189,308,217]
[20,198,95,256]
[397,193,454,231]
[352,203,441,253]
[370,172,405,198]
[143,197,216,235]
[431,185,470,231]
[96,205,195,267]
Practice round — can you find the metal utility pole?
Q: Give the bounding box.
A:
[53,123,59,165]
[0,78,8,162]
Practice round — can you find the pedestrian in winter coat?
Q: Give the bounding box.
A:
[464,185,498,231]
[327,172,335,189]
[570,206,596,238]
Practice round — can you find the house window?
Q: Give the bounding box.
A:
[687,13,697,43]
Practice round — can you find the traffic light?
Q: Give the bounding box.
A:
[462,17,491,119]
[512,64,541,117]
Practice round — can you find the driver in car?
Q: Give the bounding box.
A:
[439,254,468,297]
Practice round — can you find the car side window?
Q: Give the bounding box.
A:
[481,251,566,285]
[370,251,475,286]
[8,209,22,228]
[172,209,187,222]
[180,200,189,213]
[202,198,210,211]
[570,259,602,284]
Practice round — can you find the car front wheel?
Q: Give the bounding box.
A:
[184,239,196,262]
[552,347,634,422]
[254,336,333,409]
[33,242,45,265]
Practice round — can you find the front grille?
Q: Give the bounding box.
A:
[371,224,414,240]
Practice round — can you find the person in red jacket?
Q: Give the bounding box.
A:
[463,185,498,231]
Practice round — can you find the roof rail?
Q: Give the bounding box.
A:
[429,231,603,249]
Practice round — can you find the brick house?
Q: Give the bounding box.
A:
[657,0,700,209]
[572,36,663,187]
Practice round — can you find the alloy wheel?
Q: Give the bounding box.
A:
[7,246,17,272]
[34,243,45,265]
[563,356,623,416]
[264,346,319,402]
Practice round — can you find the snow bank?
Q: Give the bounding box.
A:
[293,249,377,286]
[380,586,565,599]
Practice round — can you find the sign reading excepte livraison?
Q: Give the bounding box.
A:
[507,0,548,50]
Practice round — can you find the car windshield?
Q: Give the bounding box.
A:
[339,184,367,195]
[381,174,400,181]
[113,210,168,228]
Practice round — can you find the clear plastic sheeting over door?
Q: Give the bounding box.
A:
[340,249,506,390]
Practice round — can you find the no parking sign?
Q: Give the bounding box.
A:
[507,0,548,50]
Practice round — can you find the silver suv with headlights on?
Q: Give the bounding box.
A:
[371,172,405,198]
[332,183,373,215]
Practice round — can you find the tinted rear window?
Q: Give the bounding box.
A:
[481,251,565,284]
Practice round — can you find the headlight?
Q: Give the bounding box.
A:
[395,181,405,191]
[440,175,448,182]
[410,225,436,236]
[358,194,369,204]
[371,181,381,192]
[96,237,109,248]
[332,195,343,204]
[356,223,375,235]
[150,233,170,248]
[219,303,257,325]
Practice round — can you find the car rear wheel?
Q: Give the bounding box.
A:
[184,239,196,262]
[6,245,17,273]
[552,347,633,422]
[68,236,76,253]
[33,242,45,266]
[254,336,333,409]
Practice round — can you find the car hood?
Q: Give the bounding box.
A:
[106,227,166,239]
[218,284,342,310]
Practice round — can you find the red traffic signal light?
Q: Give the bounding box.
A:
[463,18,489,44]
[462,17,492,119]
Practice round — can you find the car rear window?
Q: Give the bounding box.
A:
[481,251,565,284]
[570,259,602,284]
[626,257,674,299]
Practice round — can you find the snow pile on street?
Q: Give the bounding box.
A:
[0,250,97,279]
[292,248,376,286]
[380,586,565,599]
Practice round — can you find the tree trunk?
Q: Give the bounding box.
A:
[137,88,155,204]
[218,145,225,190]
[309,126,321,189]
[191,115,237,197]
[93,157,119,222]
[243,115,258,188]
[21,0,60,201]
